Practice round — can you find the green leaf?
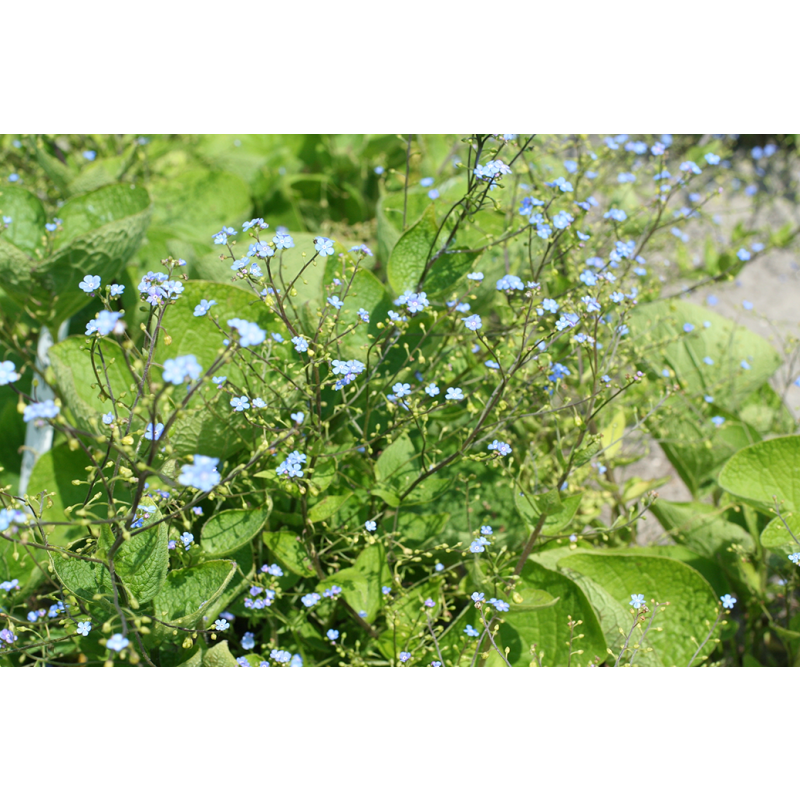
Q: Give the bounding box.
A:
[112,519,170,605]
[25,443,92,543]
[201,544,254,622]
[760,513,800,558]
[631,299,781,407]
[718,436,800,515]
[203,640,239,668]
[375,432,418,486]
[201,505,271,557]
[153,560,237,629]
[50,552,113,603]
[149,169,252,242]
[317,543,391,623]
[396,513,450,548]
[0,185,46,256]
[38,184,152,324]
[49,336,134,434]
[650,500,754,558]
[308,493,351,523]
[262,529,316,577]
[557,552,720,666]
[500,561,607,667]
[515,491,581,537]
[386,205,478,296]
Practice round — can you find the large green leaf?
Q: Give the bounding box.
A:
[106,516,170,605]
[36,184,152,324]
[49,336,135,433]
[374,432,418,490]
[201,506,271,557]
[515,491,582,537]
[152,560,237,629]
[760,514,800,558]
[718,436,800,515]
[631,299,781,407]
[308,493,351,523]
[203,639,239,667]
[498,561,607,667]
[650,500,754,558]
[149,169,252,241]
[262,529,315,577]
[317,542,391,623]
[557,552,720,666]
[0,185,46,256]
[386,205,478,297]
[50,551,113,603]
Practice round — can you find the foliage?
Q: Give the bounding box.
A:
[0,133,799,667]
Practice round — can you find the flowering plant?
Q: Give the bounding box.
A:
[1,133,799,667]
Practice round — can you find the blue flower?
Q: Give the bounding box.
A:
[292,336,309,353]
[487,440,512,456]
[720,594,736,609]
[711,416,725,427]
[180,532,194,551]
[471,592,485,602]
[617,172,636,183]
[315,237,335,256]
[106,633,130,651]
[428,189,439,200]
[108,283,125,297]
[301,593,321,608]
[704,395,714,404]
[178,455,221,493]
[399,651,411,662]
[271,649,292,663]
[683,323,695,333]
[548,363,571,381]
[462,314,482,331]
[194,299,217,317]
[228,318,266,348]
[214,618,230,631]
[553,210,574,229]
[76,621,92,636]
[420,177,434,187]
[357,308,370,323]
[425,383,440,397]
[488,598,509,612]
[679,161,702,175]
[241,632,255,650]
[740,360,751,370]
[467,272,484,281]
[0,361,20,386]
[273,232,294,249]
[230,396,250,412]
[144,422,164,441]
[737,248,751,262]
[392,382,411,398]
[563,159,578,174]
[496,274,524,292]
[556,313,580,331]
[242,218,267,232]
[629,593,646,609]
[604,208,627,222]
[79,274,101,294]
[485,360,500,370]
[365,520,377,532]
[23,400,59,423]
[327,629,340,641]
[582,296,601,314]
[328,296,344,310]
[162,354,202,386]
[788,553,800,565]
[445,387,464,401]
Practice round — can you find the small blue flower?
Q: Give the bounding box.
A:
[788,553,800,565]
[79,275,101,294]
[420,177,434,187]
[180,532,194,551]
[392,382,411,398]
[290,411,305,425]
[683,323,695,333]
[230,396,250,412]
[358,308,370,323]
[328,296,344,310]
[365,520,377,532]
[178,455,221,493]
[106,633,130,651]
[292,336,309,353]
[711,416,725,427]
[301,593,321,608]
[162,354,202,386]
[273,232,294,249]
[382,586,392,595]
[445,387,464,401]
[487,440,512,456]
[471,592,485,602]
[315,237,335,256]
[464,624,480,637]
[740,360,751,370]
[77,621,92,636]
[703,357,714,365]
[462,314,482,331]
[705,153,720,165]
[399,651,411,662]
[144,422,164,441]
[737,248,751,262]
[0,361,21,386]
[241,632,255,650]
[214,618,230,631]
[425,383,440,397]
[629,593,646,609]
[109,284,125,297]
[327,629,340,641]
[720,594,736,609]
[604,208,627,222]
[194,299,217,317]
[467,272,484,281]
